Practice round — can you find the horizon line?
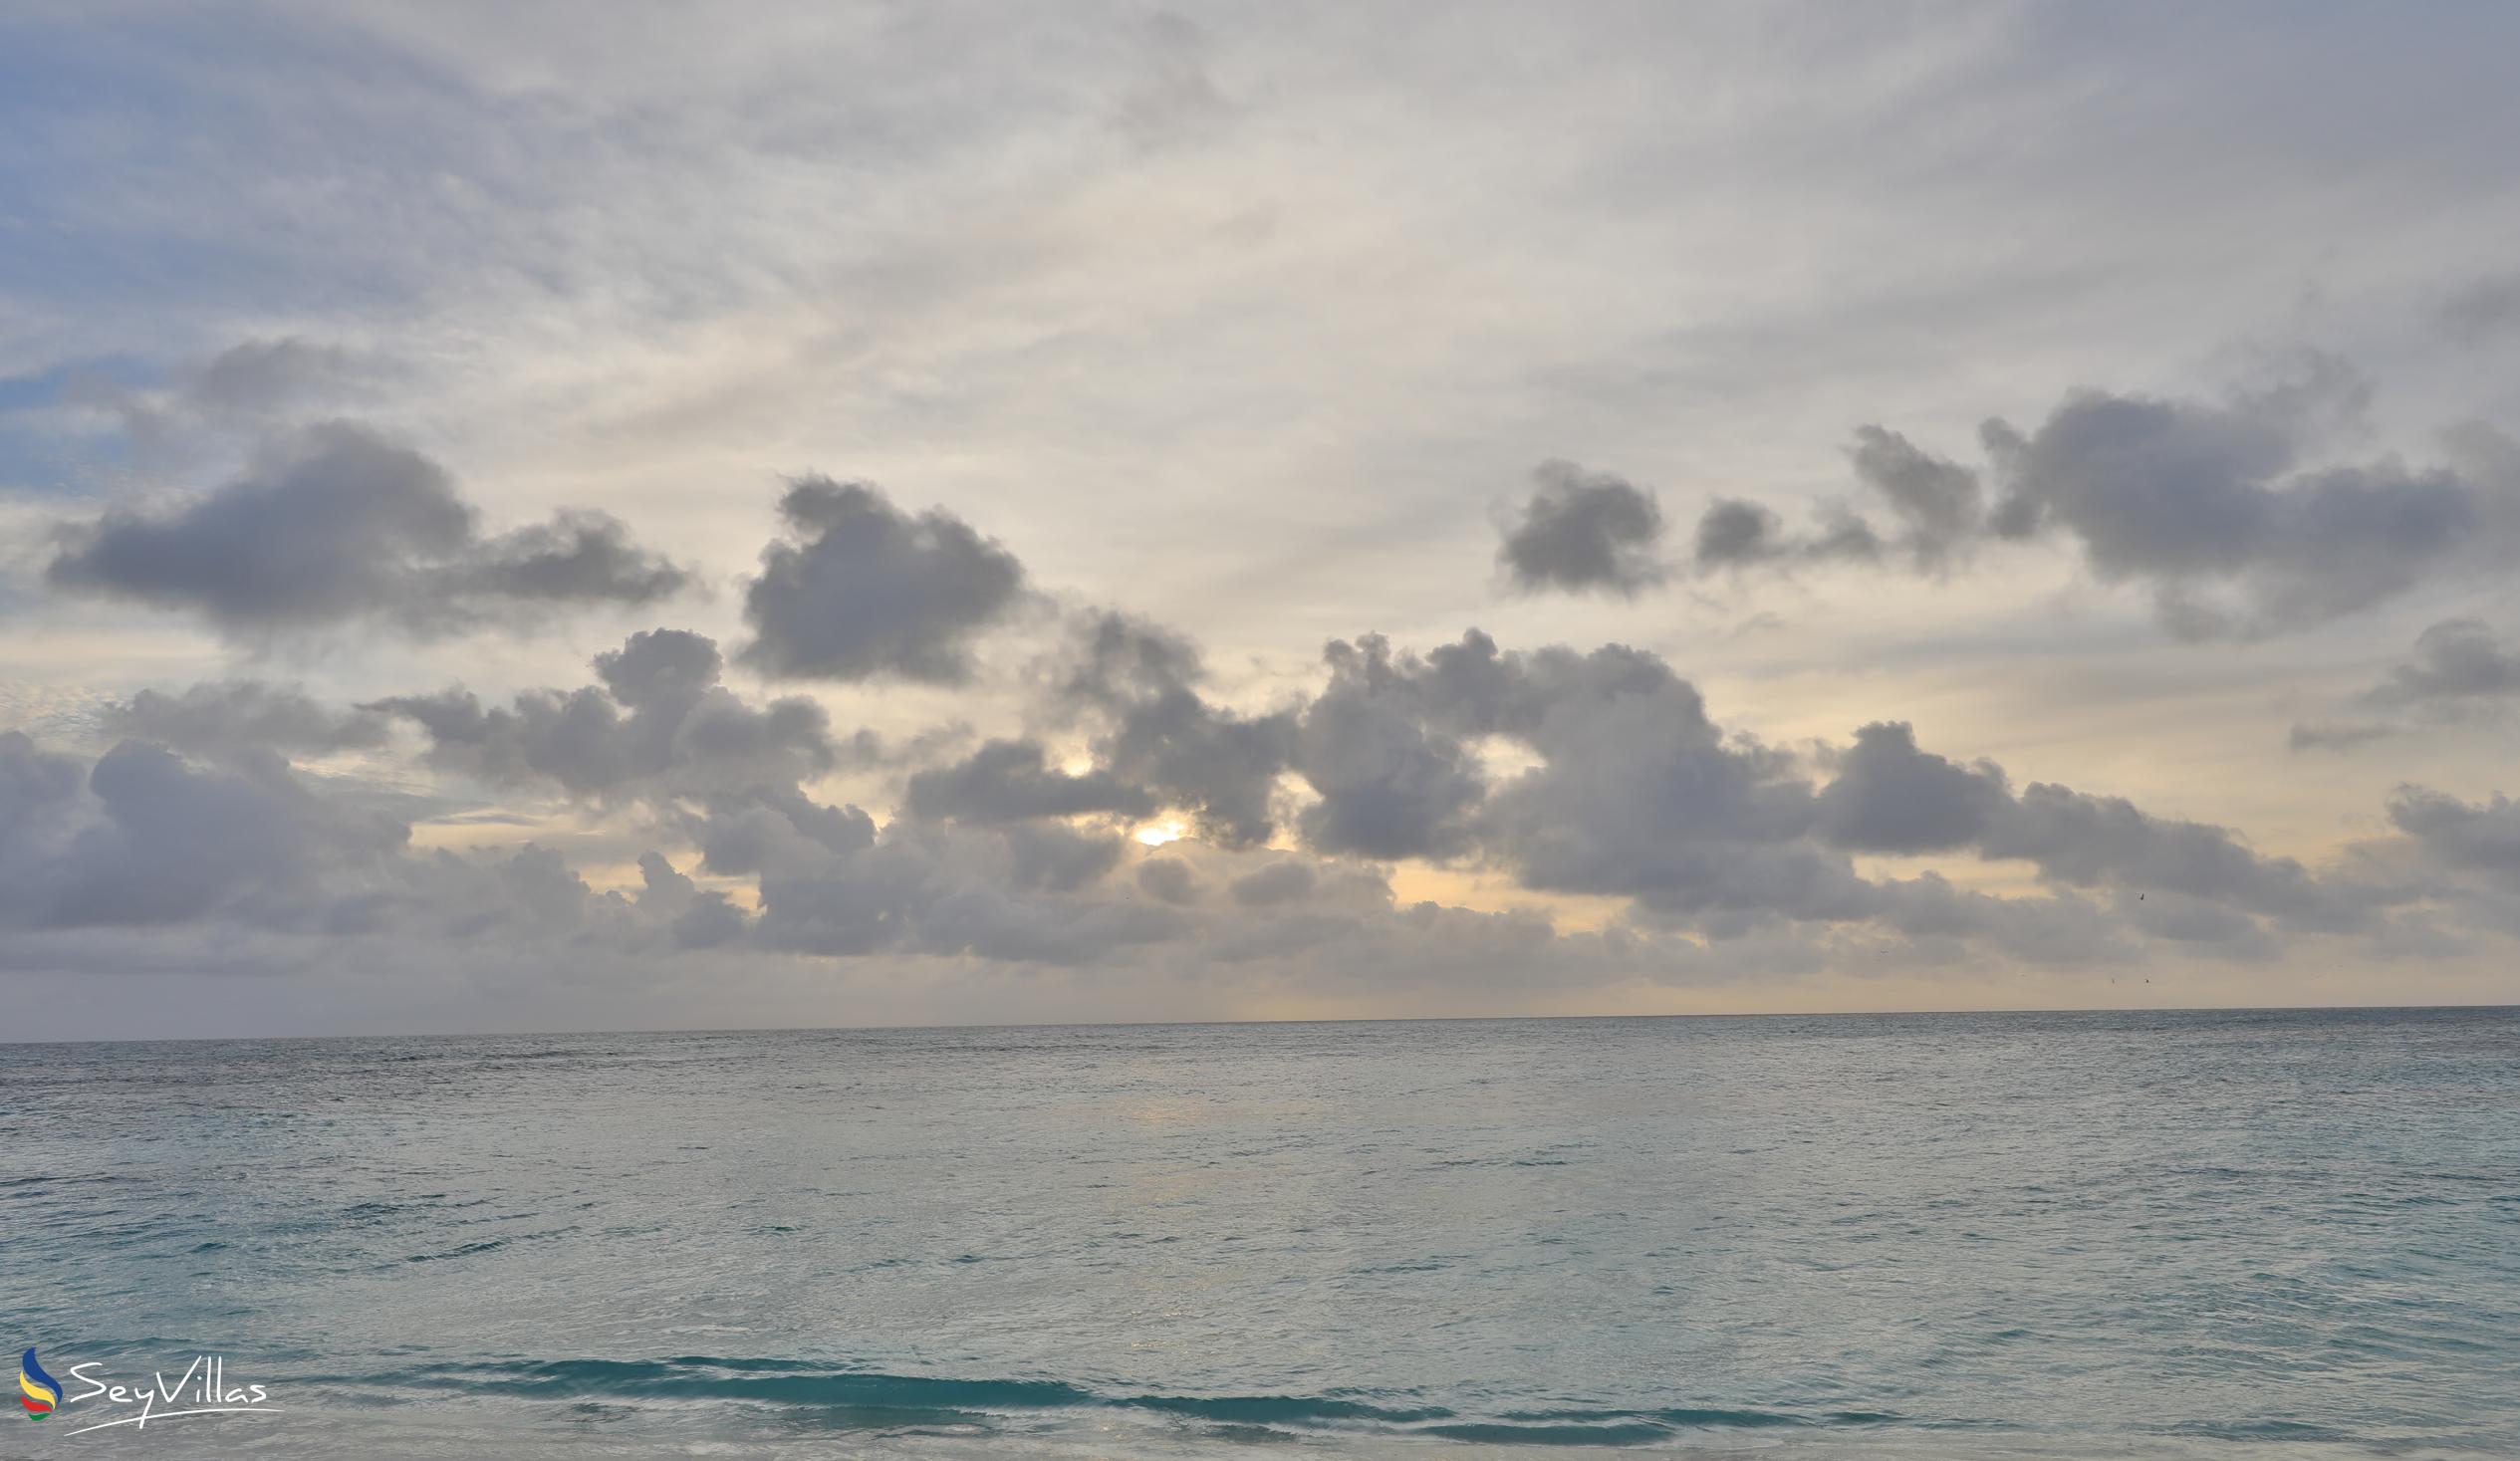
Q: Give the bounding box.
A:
[3,999,2513,1049]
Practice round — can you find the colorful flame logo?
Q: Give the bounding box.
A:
[19,1348,60,1417]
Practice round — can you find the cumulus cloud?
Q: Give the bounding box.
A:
[0,731,405,929]
[1229,859,1316,906]
[1260,628,2405,952]
[46,422,688,638]
[0,604,2489,999]
[904,738,1157,825]
[1059,611,1298,849]
[738,476,1026,683]
[178,338,369,422]
[2358,618,2520,712]
[105,680,391,757]
[1496,461,1665,596]
[371,628,853,802]
[2286,619,2520,750]
[1813,722,2009,852]
[1847,426,1984,572]
[1135,856,1203,905]
[1674,372,2520,637]
[2388,787,2520,878]
[1978,385,2496,637]
[1294,635,1486,859]
[1690,497,1880,573]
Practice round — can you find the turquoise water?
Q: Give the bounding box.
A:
[2,1009,2515,1458]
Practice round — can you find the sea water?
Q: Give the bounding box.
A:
[2,1008,2514,1458]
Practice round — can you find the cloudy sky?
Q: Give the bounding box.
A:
[5,2,2519,1038]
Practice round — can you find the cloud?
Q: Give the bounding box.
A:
[1847,426,1984,572]
[1259,628,2403,951]
[0,609,2484,1003]
[371,628,852,802]
[1971,782,2359,929]
[1059,611,1298,849]
[1471,646,1853,923]
[738,476,1026,683]
[744,817,1178,965]
[1004,821,1128,892]
[2441,275,2520,345]
[0,731,405,930]
[904,738,1157,825]
[179,338,369,423]
[1813,721,2010,852]
[1293,635,1486,859]
[2387,787,2520,878]
[2358,618,2520,712]
[1228,859,1316,906]
[105,680,391,757]
[1135,856,1203,905]
[1691,498,1785,568]
[1496,461,1665,596]
[1674,371,2520,637]
[2288,721,2396,754]
[1980,384,2494,637]
[2285,619,2520,750]
[1690,496,1881,573]
[46,421,688,638]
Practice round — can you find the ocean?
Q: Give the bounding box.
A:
[2,1008,2514,1459]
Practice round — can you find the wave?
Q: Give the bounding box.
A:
[375,1356,1898,1444]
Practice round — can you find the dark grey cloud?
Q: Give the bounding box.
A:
[1690,496,1881,573]
[1273,627,2401,949]
[904,738,1157,825]
[690,787,876,877]
[1814,721,2010,853]
[106,680,390,757]
[634,852,746,951]
[1692,498,1784,568]
[1004,821,1127,893]
[2287,721,2396,754]
[2285,619,2520,751]
[747,818,1183,965]
[1061,611,1298,849]
[1135,856,1203,905]
[1801,714,2372,931]
[1294,635,1486,859]
[1228,860,1316,907]
[372,628,848,802]
[2359,618,2520,712]
[1848,426,1984,572]
[180,338,366,422]
[0,731,405,930]
[1981,386,2491,637]
[1312,630,1865,925]
[457,509,689,608]
[1675,373,2520,637]
[2441,275,2520,345]
[1497,461,1665,596]
[739,476,1026,683]
[1471,646,1852,922]
[2388,787,2520,878]
[46,422,688,638]
[1974,782,2359,929]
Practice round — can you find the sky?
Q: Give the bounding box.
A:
[4,1,2520,1039]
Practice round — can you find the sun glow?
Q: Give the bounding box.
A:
[1134,821,1186,848]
